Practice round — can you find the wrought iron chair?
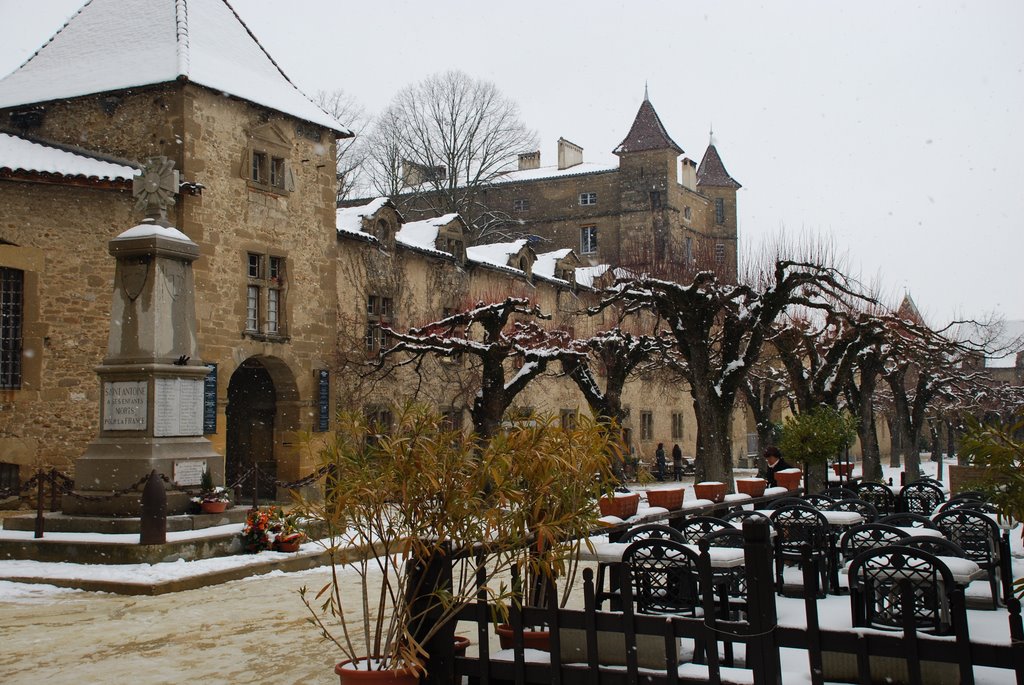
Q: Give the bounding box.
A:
[898,481,946,515]
[802,493,836,509]
[701,528,748,620]
[822,486,858,500]
[829,498,879,523]
[901,536,968,558]
[678,516,732,545]
[932,509,1003,608]
[854,481,896,516]
[848,545,963,635]
[938,498,999,515]
[770,504,831,596]
[622,538,706,617]
[879,512,941,530]
[598,524,685,609]
[722,509,772,525]
[767,496,806,510]
[839,523,908,563]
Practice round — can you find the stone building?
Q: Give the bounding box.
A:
[386,93,742,283]
[0,0,750,495]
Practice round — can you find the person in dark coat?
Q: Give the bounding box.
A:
[761,446,795,488]
[671,444,683,481]
[654,443,666,482]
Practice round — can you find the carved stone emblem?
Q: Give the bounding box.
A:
[132,157,180,225]
[121,259,149,301]
[164,261,185,301]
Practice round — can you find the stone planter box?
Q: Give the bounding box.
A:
[775,469,803,491]
[948,465,989,495]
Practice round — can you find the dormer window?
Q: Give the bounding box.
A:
[244,122,293,195]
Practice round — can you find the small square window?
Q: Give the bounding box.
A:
[513,198,530,212]
[580,226,598,254]
[579,192,597,206]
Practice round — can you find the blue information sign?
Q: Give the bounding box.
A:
[316,369,329,432]
[203,364,217,434]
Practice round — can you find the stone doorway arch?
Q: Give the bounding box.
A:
[225,356,299,500]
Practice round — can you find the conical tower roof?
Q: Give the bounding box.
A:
[613,96,683,156]
[696,144,741,189]
[0,0,348,134]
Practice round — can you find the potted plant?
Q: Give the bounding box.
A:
[735,477,767,497]
[777,407,857,494]
[241,506,279,553]
[273,510,307,552]
[598,491,640,518]
[693,481,727,503]
[295,405,616,683]
[191,468,231,514]
[644,485,685,510]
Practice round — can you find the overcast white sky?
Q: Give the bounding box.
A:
[1,1,1022,322]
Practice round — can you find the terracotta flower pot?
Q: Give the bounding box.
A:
[453,635,471,657]
[693,481,727,503]
[598,492,640,518]
[735,478,767,497]
[274,538,302,553]
[496,624,551,652]
[334,659,419,685]
[832,462,854,477]
[645,486,685,510]
[774,470,803,491]
[200,500,228,514]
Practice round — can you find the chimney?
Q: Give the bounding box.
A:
[518,151,540,171]
[557,137,583,170]
[680,157,697,190]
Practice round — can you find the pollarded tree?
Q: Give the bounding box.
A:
[367,70,538,242]
[377,297,582,441]
[599,257,861,485]
[739,354,790,459]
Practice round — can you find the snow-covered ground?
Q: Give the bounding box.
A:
[1,459,1020,684]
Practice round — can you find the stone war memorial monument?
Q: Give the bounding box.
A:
[63,157,221,517]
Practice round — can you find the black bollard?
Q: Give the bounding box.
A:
[34,470,44,539]
[139,470,167,545]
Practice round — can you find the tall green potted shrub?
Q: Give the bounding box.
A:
[295,404,615,683]
[777,406,857,494]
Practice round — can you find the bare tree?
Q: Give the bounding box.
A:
[377,297,582,441]
[365,70,538,241]
[314,89,369,201]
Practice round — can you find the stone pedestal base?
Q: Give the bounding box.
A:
[62,489,197,517]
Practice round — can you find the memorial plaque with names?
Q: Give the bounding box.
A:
[203,364,217,434]
[103,381,147,431]
[154,378,205,437]
[173,459,207,487]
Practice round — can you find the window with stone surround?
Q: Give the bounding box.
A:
[0,267,23,389]
[560,408,577,430]
[579,191,597,206]
[513,198,530,212]
[366,294,394,355]
[640,410,654,441]
[684,206,692,220]
[714,197,725,224]
[580,225,598,254]
[244,122,293,195]
[245,252,286,338]
[672,412,684,440]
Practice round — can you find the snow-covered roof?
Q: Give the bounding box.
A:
[574,264,612,289]
[0,0,349,135]
[335,198,391,238]
[395,213,460,256]
[532,248,573,280]
[490,161,616,185]
[466,239,530,272]
[0,132,137,181]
